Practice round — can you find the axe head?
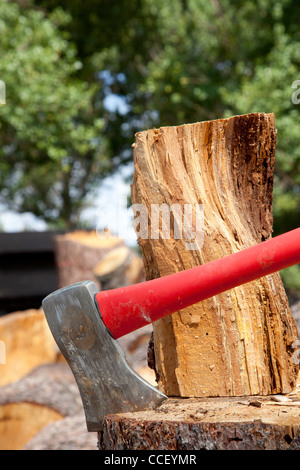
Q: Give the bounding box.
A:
[42,280,167,432]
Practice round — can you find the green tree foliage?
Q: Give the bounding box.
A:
[0,1,108,228]
[219,3,300,294]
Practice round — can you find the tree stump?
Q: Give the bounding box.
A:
[130,113,299,398]
[98,372,300,450]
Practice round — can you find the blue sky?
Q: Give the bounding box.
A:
[0,84,137,245]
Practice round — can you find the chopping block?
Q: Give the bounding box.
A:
[98,375,300,450]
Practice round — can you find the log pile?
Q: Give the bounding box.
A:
[0,363,83,450]
[99,374,300,450]
[93,245,145,291]
[0,307,154,449]
[0,309,70,449]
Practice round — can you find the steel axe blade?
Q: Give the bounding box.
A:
[42,280,167,432]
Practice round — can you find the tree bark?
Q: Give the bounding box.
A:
[130,113,299,398]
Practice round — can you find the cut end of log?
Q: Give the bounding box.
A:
[94,246,131,277]
[54,230,125,288]
[93,246,145,290]
[0,403,63,451]
[57,230,120,249]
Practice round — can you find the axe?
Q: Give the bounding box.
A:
[43,228,300,431]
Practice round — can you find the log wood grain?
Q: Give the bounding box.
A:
[131,113,299,398]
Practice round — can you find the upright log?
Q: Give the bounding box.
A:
[131,113,299,398]
[54,230,123,289]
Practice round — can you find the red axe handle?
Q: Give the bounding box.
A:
[95,228,300,339]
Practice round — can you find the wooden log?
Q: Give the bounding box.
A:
[0,363,84,450]
[0,309,60,387]
[118,324,157,387]
[131,113,299,398]
[54,230,124,288]
[98,372,300,450]
[93,245,145,290]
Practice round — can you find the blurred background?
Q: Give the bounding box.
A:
[0,0,300,296]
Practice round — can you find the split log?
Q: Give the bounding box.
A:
[0,363,83,450]
[54,230,124,288]
[93,245,145,290]
[131,113,299,398]
[0,309,60,387]
[98,372,300,450]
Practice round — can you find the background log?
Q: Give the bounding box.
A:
[93,245,145,291]
[0,363,83,450]
[0,309,59,387]
[131,113,299,398]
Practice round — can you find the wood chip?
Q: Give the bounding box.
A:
[249,399,262,407]
[271,395,292,403]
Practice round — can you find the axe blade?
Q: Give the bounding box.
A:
[42,280,167,432]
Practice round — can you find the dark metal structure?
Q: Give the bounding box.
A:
[0,231,63,315]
